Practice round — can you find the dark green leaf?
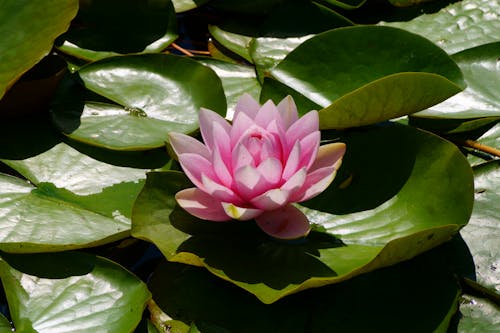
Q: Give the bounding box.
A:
[132,123,473,303]
[458,294,500,333]
[269,26,465,129]
[57,0,178,61]
[172,0,211,12]
[0,0,78,99]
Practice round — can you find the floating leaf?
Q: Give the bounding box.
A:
[0,143,147,252]
[320,0,367,10]
[208,26,254,63]
[51,54,226,150]
[415,42,500,119]
[148,238,466,332]
[460,160,500,294]
[132,123,473,303]
[56,0,178,61]
[0,252,150,333]
[0,313,12,332]
[458,294,500,333]
[0,0,78,99]
[172,0,211,12]
[269,26,465,129]
[382,0,500,54]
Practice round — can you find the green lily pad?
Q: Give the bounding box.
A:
[148,238,466,332]
[466,122,500,166]
[56,0,178,61]
[414,42,500,119]
[320,0,367,10]
[0,252,150,333]
[172,0,211,12]
[458,294,500,333]
[208,26,254,63]
[0,0,78,99]
[460,160,500,294]
[382,0,500,55]
[0,313,12,332]
[268,26,465,129]
[195,58,261,120]
[0,142,147,252]
[51,54,226,150]
[132,123,473,303]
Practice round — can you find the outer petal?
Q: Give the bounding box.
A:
[222,203,263,220]
[291,142,346,202]
[298,131,320,170]
[178,153,217,190]
[277,95,299,129]
[234,93,260,120]
[201,174,243,204]
[255,204,311,239]
[199,107,231,151]
[251,188,290,210]
[176,188,230,221]
[285,110,319,151]
[168,132,210,160]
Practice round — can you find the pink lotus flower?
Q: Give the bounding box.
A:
[168,94,345,240]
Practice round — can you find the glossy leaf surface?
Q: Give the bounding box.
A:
[51,54,226,150]
[57,0,178,61]
[0,0,77,99]
[0,252,150,333]
[132,123,473,303]
[0,143,146,252]
[269,26,465,129]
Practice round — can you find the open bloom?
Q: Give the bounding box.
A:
[168,94,345,239]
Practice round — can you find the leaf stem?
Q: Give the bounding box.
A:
[171,43,195,57]
[460,139,500,158]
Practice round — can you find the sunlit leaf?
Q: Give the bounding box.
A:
[458,294,500,333]
[0,143,147,252]
[51,54,226,150]
[0,252,150,333]
[172,0,211,12]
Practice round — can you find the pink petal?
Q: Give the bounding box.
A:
[285,110,319,150]
[281,167,307,193]
[277,95,299,129]
[255,205,311,239]
[254,100,279,128]
[234,93,260,120]
[231,112,255,147]
[175,188,231,221]
[257,157,282,185]
[251,188,290,210]
[211,121,232,171]
[282,141,301,180]
[178,153,216,190]
[232,142,255,172]
[298,131,320,170]
[168,132,210,160]
[222,202,263,220]
[293,166,338,202]
[201,174,242,204]
[234,165,271,199]
[212,145,233,188]
[199,107,231,152]
[310,142,346,172]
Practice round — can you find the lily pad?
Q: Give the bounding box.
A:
[458,294,500,333]
[148,238,466,332]
[414,42,500,119]
[0,252,150,333]
[0,0,78,99]
[460,160,500,294]
[208,26,254,63]
[56,0,178,61]
[132,123,473,303]
[382,0,500,55]
[0,143,147,252]
[0,313,12,332]
[195,58,261,120]
[268,26,465,129]
[172,0,211,13]
[51,54,226,150]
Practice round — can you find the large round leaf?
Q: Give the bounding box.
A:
[0,143,147,252]
[0,313,11,333]
[51,54,226,150]
[56,0,178,61]
[172,0,212,13]
[132,123,473,303]
[460,160,500,294]
[382,0,500,55]
[269,26,465,129]
[148,238,467,332]
[0,252,150,333]
[415,42,500,119]
[458,294,500,333]
[0,0,78,99]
